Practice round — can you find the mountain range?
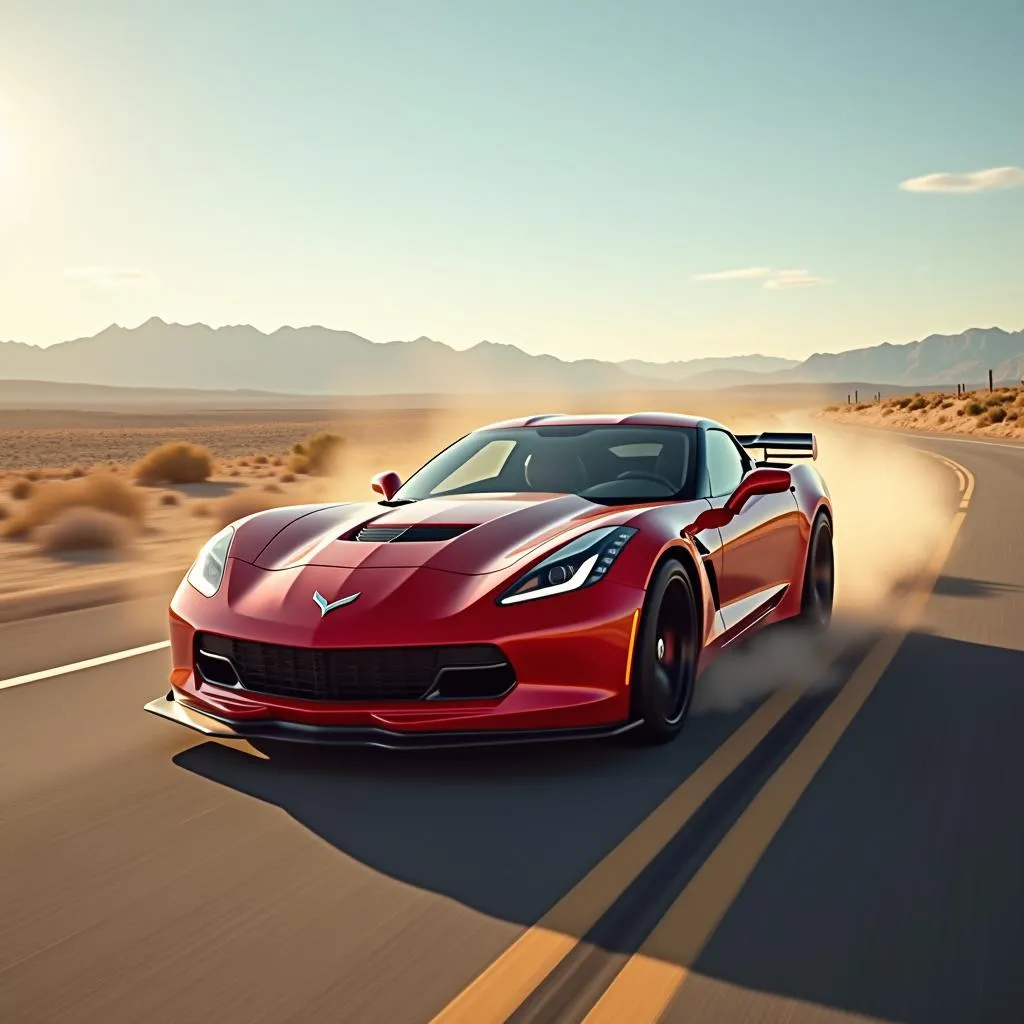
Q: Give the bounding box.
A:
[0,320,1020,394]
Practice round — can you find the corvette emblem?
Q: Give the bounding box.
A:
[312,590,361,617]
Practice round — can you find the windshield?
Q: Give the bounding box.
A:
[393,424,698,503]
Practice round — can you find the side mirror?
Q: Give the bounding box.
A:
[684,468,791,536]
[371,470,402,500]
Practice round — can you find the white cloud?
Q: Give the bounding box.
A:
[691,267,774,281]
[65,266,159,288]
[692,267,828,290]
[899,165,1024,193]
[763,273,828,290]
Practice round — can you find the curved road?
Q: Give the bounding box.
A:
[2,430,1023,1024]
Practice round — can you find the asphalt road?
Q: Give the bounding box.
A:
[2,430,1023,1024]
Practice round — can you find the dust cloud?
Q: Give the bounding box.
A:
[693,415,956,714]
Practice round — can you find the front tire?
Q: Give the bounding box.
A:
[631,560,700,744]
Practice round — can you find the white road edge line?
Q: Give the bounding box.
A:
[0,640,171,692]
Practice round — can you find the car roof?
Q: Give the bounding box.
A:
[475,412,720,431]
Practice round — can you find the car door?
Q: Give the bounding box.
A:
[704,428,803,635]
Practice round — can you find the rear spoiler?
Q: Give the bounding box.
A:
[734,431,817,462]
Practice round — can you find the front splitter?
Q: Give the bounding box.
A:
[144,692,640,750]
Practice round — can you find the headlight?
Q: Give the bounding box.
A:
[186,526,235,597]
[498,526,638,605]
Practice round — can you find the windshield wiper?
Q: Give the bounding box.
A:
[378,498,417,506]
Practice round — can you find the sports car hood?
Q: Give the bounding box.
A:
[251,493,624,576]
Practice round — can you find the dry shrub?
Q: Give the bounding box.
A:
[68,465,86,479]
[263,482,283,494]
[192,501,212,517]
[880,407,894,417]
[32,474,143,525]
[238,457,250,467]
[253,454,268,465]
[291,442,306,455]
[303,432,345,475]
[134,442,214,485]
[214,487,289,529]
[2,473,144,541]
[1014,393,1024,408]
[159,492,181,506]
[279,471,296,483]
[908,397,927,411]
[1006,410,1019,421]
[965,401,985,416]
[25,469,41,482]
[1,516,32,540]
[37,508,132,554]
[287,453,310,474]
[986,407,1007,424]
[0,503,8,521]
[10,478,33,501]
[228,468,240,477]
[271,455,283,466]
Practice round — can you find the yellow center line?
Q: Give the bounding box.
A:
[582,456,974,1024]
[429,686,804,1024]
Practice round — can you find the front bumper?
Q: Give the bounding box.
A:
[159,561,645,735]
[145,690,640,749]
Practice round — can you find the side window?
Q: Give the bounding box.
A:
[705,430,746,497]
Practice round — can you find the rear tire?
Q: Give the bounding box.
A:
[631,560,700,744]
[800,512,834,628]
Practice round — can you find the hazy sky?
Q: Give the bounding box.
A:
[1,0,1022,361]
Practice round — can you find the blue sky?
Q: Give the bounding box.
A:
[1,0,1021,361]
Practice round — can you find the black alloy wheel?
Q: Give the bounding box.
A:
[631,560,701,744]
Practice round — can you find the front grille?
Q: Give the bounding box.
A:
[352,524,470,543]
[195,633,514,703]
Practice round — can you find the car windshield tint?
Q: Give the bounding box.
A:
[393,424,698,503]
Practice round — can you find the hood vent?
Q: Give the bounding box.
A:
[352,524,471,543]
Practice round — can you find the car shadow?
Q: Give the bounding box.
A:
[172,629,1024,1023]
[173,705,759,926]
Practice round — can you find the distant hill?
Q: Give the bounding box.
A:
[784,327,1024,386]
[0,319,718,394]
[618,354,799,380]
[0,319,1020,393]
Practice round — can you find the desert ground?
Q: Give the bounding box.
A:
[820,385,1024,439]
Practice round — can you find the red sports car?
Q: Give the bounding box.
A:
[145,414,833,748]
